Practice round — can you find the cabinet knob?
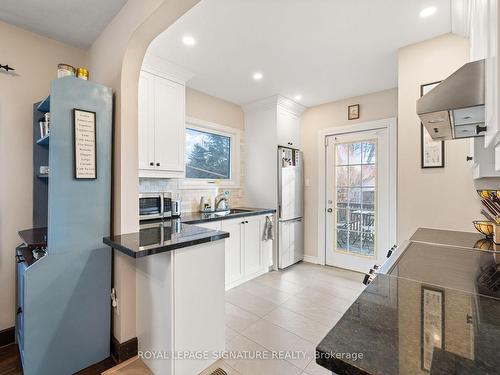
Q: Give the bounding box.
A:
[245,220,249,224]
[150,162,154,166]
[466,156,473,162]
[156,162,160,167]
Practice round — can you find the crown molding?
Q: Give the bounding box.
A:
[243,95,307,116]
[142,52,195,84]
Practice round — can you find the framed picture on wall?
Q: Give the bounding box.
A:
[421,286,445,372]
[420,82,445,168]
[73,108,97,179]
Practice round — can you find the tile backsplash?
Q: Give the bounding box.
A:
[139,178,245,213]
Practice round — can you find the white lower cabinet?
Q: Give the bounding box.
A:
[220,214,272,290]
[221,218,244,287]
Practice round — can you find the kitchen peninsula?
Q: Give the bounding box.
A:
[104,221,229,375]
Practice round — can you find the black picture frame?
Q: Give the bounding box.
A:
[348,104,360,120]
[420,82,445,168]
[421,286,445,372]
[73,108,97,180]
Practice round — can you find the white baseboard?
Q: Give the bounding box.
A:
[303,255,320,264]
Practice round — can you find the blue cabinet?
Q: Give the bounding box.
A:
[18,77,112,375]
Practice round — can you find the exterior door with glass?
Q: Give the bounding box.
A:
[325,128,390,273]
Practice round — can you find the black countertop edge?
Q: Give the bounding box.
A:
[103,231,229,258]
[316,353,369,375]
[179,208,275,225]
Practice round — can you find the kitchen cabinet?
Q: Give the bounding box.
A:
[221,218,244,287]
[139,70,185,178]
[277,108,301,148]
[468,137,500,178]
[220,214,272,290]
[468,0,500,154]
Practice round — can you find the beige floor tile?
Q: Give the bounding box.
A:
[225,334,302,375]
[241,319,316,369]
[199,359,242,375]
[226,325,239,342]
[280,296,344,327]
[291,289,355,315]
[254,274,306,294]
[303,358,332,375]
[225,302,260,333]
[239,279,294,304]
[226,288,280,317]
[102,356,153,375]
[263,307,332,344]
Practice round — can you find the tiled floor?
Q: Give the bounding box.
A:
[106,261,364,375]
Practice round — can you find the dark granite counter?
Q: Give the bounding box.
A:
[316,273,500,375]
[316,229,500,375]
[103,220,229,258]
[179,207,275,225]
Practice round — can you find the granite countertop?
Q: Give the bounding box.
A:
[179,207,275,225]
[316,229,500,375]
[103,220,229,258]
[316,273,500,375]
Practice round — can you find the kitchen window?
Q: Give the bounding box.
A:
[181,118,240,188]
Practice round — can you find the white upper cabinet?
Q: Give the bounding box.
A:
[154,77,185,172]
[467,0,499,149]
[139,54,193,178]
[138,71,155,171]
[277,108,301,148]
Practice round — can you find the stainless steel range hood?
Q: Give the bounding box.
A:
[417,59,486,140]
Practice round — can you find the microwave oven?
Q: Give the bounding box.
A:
[139,193,173,220]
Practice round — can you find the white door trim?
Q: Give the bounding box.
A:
[316,118,397,267]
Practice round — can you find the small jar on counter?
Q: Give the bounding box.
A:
[76,67,89,80]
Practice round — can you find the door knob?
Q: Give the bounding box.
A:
[327,208,333,213]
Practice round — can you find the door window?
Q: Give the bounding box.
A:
[334,140,377,257]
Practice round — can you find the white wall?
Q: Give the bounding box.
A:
[397,33,499,241]
[300,88,398,260]
[0,21,86,331]
[87,0,201,343]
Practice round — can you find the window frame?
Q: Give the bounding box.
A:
[180,117,241,189]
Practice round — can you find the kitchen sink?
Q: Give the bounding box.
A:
[210,208,253,216]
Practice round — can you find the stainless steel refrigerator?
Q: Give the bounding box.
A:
[278,146,304,269]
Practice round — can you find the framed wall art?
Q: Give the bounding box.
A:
[348,104,360,120]
[420,82,445,168]
[73,108,97,179]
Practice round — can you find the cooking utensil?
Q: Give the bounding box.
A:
[473,220,495,239]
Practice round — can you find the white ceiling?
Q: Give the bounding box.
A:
[0,0,126,48]
[148,0,452,107]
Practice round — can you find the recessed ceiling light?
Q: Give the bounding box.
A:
[182,35,196,46]
[252,72,263,81]
[420,6,436,18]
[294,95,302,101]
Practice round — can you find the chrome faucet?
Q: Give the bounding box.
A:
[215,193,229,211]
